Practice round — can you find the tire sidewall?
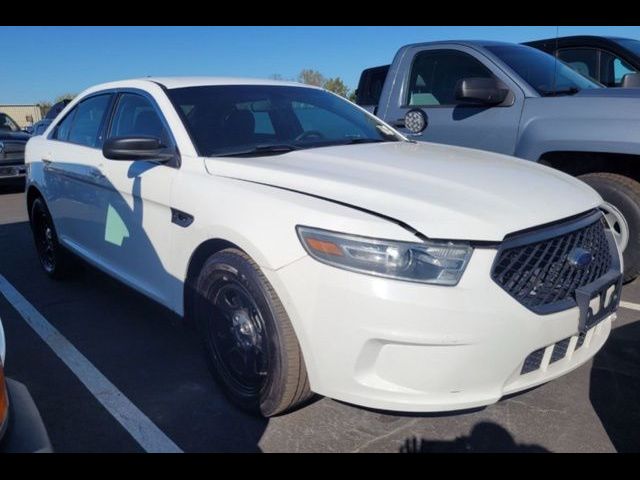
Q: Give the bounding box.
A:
[195,250,288,415]
[30,197,62,276]
[581,174,640,282]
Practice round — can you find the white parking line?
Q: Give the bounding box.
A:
[620,301,640,312]
[0,274,183,453]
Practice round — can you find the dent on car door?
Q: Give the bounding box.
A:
[99,92,179,307]
[43,93,113,259]
[384,46,524,155]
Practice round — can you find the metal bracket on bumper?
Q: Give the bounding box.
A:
[0,165,27,180]
[574,231,623,334]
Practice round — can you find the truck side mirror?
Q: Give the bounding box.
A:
[621,73,640,88]
[455,77,509,106]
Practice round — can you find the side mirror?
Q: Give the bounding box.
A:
[621,72,640,88]
[103,136,174,162]
[455,77,509,106]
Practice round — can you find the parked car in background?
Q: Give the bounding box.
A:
[0,317,52,452]
[26,77,621,416]
[524,36,640,88]
[29,100,72,137]
[357,40,640,283]
[0,112,29,185]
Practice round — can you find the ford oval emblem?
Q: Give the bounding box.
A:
[567,248,593,269]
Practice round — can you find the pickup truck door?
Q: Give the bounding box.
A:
[99,91,180,308]
[43,93,114,260]
[380,44,525,155]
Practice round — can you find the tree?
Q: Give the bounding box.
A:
[323,77,350,98]
[54,93,77,104]
[36,101,52,117]
[298,69,325,87]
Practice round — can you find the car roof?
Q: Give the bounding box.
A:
[399,40,520,50]
[83,76,316,93]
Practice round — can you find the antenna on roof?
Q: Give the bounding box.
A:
[552,26,559,95]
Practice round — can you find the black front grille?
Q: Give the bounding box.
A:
[492,213,613,313]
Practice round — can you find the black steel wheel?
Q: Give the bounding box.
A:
[29,197,72,279]
[194,248,312,416]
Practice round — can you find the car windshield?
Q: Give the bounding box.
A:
[0,113,20,132]
[616,38,640,57]
[486,45,602,96]
[166,85,402,157]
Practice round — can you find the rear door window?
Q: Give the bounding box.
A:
[60,94,112,147]
[557,48,599,81]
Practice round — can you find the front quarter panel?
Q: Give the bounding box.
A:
[166,156,420,312]
[516,96,640,160]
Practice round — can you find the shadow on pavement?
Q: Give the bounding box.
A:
[0,179,25,195]
[590,317,640,452]
[399,422,549,453]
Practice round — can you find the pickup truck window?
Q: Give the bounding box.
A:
[599,50,636,87]
[407,50,494,107]
[557,48,598,80]
[167,85,402,157]
[486,45,601,96]
[0,113,19,132]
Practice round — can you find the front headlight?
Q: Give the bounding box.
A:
[296,226,473,285]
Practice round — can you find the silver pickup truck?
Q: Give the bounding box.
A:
[357,40,640,282]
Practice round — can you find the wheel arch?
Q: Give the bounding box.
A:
[538,151,640,183]
[183,238,242,322]
[26,185,44,221]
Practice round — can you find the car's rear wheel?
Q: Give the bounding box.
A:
[193,248,312,416]
[579,172,640,283]
[29,197,73,279]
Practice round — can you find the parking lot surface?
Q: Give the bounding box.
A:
[1,186,639,452]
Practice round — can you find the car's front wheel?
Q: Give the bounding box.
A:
[29,197,73,279]
[193,248,312,416]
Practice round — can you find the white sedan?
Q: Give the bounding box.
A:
[25,77,622,416]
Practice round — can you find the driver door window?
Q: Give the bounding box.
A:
[407,50,494,106]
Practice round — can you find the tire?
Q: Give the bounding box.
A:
[29,197,74,279]
[193,248,312,416]
[579,172,640,283]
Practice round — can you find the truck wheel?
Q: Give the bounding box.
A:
[29,197,74,279]
[579,173,640,283]
[194,248,312,416]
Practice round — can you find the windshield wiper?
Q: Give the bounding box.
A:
[212,144,299,157]
[340,138,391,145]
[539,87,580,97]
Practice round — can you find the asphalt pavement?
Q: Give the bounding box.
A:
[1,185,639,452]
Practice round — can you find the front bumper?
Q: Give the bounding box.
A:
[0,379,52,453]
[266,248,616,412]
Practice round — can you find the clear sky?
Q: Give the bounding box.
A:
[1,26,639,104]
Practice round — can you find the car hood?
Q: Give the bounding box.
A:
[0,131,30,142]
[204,141,601,241]
[575,88,640,98]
